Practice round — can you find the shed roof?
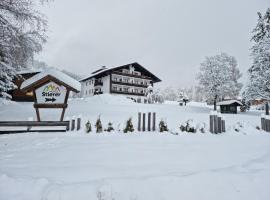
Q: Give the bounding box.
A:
[217,100,243,106]
[21,69,81,93]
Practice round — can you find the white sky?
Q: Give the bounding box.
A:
[37,0,270,88]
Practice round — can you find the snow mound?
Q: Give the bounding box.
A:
[0,98,17,106]
[79,94,136,105]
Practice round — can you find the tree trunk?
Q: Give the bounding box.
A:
[266,101,269,115]
[214,95,217,111]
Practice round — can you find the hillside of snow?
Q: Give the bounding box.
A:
[0,94,270,200]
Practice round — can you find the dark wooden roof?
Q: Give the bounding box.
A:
[80,62,162,83]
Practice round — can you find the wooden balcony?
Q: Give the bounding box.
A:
[111,89,145,96]
[111,80,148,88]
[94,81,103,86]
[112,71,152,80]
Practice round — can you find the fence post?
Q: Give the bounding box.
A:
[210,111,214,133]
[138,112,141,131]
[217,114,222,133]
[221,118,226,132]
[148,112,151,131]
[142,113,146,132]
[77,117,81,131]
[152,112,156,132]
[71,119,75,131]
[266,115,270,132]
[213,111,218,134]
[261,114,265,131]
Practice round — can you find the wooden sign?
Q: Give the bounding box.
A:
[35,82,67,104]
[20,70,81,122]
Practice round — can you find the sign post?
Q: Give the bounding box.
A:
[20,70,81,121]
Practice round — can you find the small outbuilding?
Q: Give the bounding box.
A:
[217,100,243,114]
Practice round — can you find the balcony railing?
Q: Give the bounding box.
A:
[94,81,103,86]
[111,80,148,88]
[94,91,103,95]
[112,71,152,80]
[111,89,145,96]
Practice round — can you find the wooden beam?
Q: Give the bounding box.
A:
[34,103,68,109]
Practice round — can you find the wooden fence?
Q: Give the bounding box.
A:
[138,112,156,132]
[261,115,270,132]
[0,117,81,134]
[209,111,226,134]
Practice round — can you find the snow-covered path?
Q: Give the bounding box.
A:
[1,133,270,200]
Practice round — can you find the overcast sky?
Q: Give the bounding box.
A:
[37,0,269,88]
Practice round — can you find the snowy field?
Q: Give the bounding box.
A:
[0,95,270,200]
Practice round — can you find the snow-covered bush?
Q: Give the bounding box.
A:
[234,122,244,132]
[179,119,196,133]
[123,118,134,133]
[197,122,206,133]
[95,116,103,133]
[159,120,168,132]
[105,122,114,132]
[85,120,91,133]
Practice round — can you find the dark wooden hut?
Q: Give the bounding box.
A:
[217,100,243,114]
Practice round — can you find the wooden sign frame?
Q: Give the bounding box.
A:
[21,75,79,122]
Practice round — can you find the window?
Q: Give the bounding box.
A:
[113,86,117,91]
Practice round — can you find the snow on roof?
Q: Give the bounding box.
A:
[79,66,117,82]
[217,100,243,106]
[21,69,81,92]
[16,69,42,75]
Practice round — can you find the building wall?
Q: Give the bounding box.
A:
[102,75,110,93]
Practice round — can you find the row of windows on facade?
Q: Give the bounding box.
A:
[112,76,149,85]
[112,86,145,93]
[121,69,141,76]
[85,79,102,86]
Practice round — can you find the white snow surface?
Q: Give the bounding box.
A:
[20,69,81,92]
[0,94,270,200]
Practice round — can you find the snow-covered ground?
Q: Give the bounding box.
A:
[0,95,270,200]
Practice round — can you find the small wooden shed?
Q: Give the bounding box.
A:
[217,100,243,114]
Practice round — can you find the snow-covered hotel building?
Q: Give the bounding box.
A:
[80,62,161,102]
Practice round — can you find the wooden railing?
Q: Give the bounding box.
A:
[112,71,152,80]
[111,90,145,96]
[111,80,148,88]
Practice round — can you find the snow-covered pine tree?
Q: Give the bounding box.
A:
[123,118,134,133]
[159,120,168,132]
[95,116,103,133]
[245,8,270,115]
[0,0,48,98]
[85,120,92,133]
[197,53,242,110]
[177,89,189,105]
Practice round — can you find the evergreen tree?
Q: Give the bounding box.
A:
[123,118,134,133]
[85,120,92,133]
[245,8,270,115]
[159,120,168,132]
[95,116,103,133]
